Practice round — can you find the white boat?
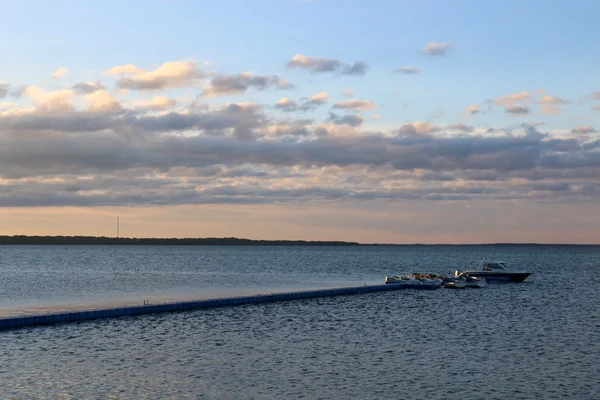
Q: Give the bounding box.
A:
[464,276,487,288]
[420,278,443,287]
[442,277,467,289]
[384,274,442,286]
[455,259,532,283]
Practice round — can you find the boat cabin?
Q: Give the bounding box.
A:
[478,260,509,271]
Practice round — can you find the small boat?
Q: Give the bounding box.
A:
[384,274,442,287]
[385,276,413,284]
[455,259,532,283]
[464,276,487,288]
[442,277,467,289]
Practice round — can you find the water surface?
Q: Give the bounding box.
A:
[1,245,599,399]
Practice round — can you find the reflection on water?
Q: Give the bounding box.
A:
[1,245,599,399]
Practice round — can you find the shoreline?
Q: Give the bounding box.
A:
[1,235,598,246]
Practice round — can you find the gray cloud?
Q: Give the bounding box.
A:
[332,100,376,111]
[9,85,27,98]
[464,104,483,115]
[0,82,8,99]
[446,124,474,132]
[133,104,266,141]
[326,112,364,127]
[204,73,293,97]
[269,118,315,138]
[1,103,266,142]
[571,126,597,134]
[71,81,106,94]
[392,67,420,74]
[274,100,313,113]
[396,122,439,136]
[505,105,530,115]
[287,54,368,76]
[342,62,368,76]
[274,93,328,113]
[2,106,600,206]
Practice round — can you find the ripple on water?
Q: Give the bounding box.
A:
[1,246,600,399]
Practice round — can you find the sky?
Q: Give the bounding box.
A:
[1,0,600,244]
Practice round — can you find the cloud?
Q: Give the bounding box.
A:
[396,121,439,136]
[71,81,106,94]
[51,68,70,79]
[4,62,600,210]
[204,72,293,98]
[309,92,328,105]
[446,123,474,132]
[326,112,364,127]
[104,64,146,75]
[492,91,537,115]
[267,119,314,137]
[493,91,533,106]
[84,91,122,113]
[0,81,8,99]
[539,95,568,105]
[135,96,177,111]
[505,105,530,115]
[464,104,482,115]
[423,42,453,56]
[342,62,368,75]
[592,92,600,99]
[571,126,597,134]
[274,97,300,112]
[392,67,420,74]
[3,108,600,207]
[274,92,328,113]
[594,104,600,112]
[9,86,27,98]
[332,100,376,111]
[24,86,75,112]
[342,88,355,97]
[287,54,368,75]
[538,95,568,115]
[540,106,562,116]
[107,61,201,90]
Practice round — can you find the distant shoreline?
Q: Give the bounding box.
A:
[0,235,597,246]
[0,235,359,246]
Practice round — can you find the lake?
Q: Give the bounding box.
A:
[1,245,599,399]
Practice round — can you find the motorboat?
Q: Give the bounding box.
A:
[455,259,532,282]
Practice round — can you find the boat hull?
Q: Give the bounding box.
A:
[458,272,531,282]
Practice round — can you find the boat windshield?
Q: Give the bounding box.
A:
[482,262,508,271]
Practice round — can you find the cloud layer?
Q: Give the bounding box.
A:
[1,58,599,212]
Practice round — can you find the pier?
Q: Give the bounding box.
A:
[0,283,435,331]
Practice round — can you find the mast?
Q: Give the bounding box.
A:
[117,215,119,239]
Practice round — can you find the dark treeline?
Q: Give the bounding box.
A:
[0,236,596,246]
[0,235,360,246]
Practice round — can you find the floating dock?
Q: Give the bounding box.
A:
[0,283,435,331]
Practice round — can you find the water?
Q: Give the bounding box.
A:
[1,245,599,399]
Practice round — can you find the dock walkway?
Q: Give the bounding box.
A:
[0,283,435,331]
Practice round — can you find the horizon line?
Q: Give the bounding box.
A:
[0,235,598,246]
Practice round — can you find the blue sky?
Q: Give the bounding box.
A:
[1,0,599,243]
[3,0,600,129]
